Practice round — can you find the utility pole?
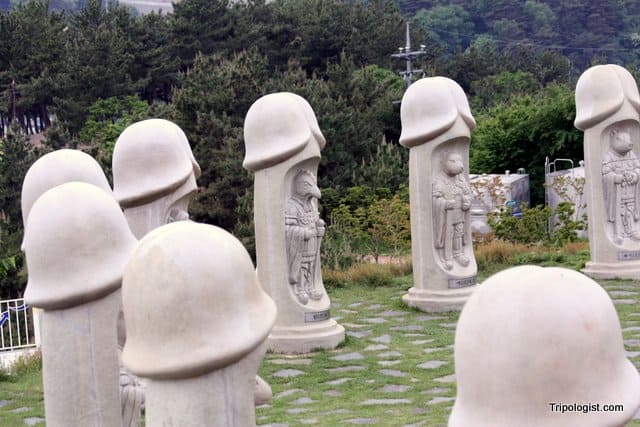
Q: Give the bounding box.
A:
[391,22,427,88]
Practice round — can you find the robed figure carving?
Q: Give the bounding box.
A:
[286,169,325,305]
[433,152,472,270]
[603,126,640,244]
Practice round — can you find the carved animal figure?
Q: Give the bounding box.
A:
[285,170,325,304]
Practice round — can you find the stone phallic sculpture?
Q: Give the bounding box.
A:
[113,118,273,410]
[575,64,640,278]
[286,169,325,304]
[399,77,478,312]
[21,148,112,227]
[113,118,200,239]
[244,92,345,353]
[23,182,137,427]
[122,222,277,426]
[449,265,640,427]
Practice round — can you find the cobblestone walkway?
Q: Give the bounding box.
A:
[257,279,640,427]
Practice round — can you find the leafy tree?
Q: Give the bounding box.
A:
[0,122,39,298]
[413,5,473,53]
[172,49,270,230]
[77,95,163,179]
[470,83,582,205]
[470,70,539,111]
[53,0,140,133]
[0,1,66,131]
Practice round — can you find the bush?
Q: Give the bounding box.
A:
[323,262,412,289]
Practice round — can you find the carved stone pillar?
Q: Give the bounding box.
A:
[113,118,273,412]
[244,92,345,353]
[23,182,137,427]
[399,77,478,312]
[575,64,640,279]
[122,222,276,426]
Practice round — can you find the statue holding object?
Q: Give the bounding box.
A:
[285,169,325,305]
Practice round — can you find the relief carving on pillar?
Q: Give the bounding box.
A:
[603,123,640,244]
[433,152,472,270]
[285,169,325,305]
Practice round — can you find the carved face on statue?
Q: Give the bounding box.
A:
[444,153,465,176]
[293,170,321,201]
[611,129,634,155]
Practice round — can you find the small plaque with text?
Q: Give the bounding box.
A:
[305,310,330,323]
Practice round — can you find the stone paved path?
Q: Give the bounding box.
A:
[256,279,640,426]
[2,277,640,426]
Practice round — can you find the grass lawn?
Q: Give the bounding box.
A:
[2,247,640,426]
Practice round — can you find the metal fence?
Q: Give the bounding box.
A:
[0,298,37,352]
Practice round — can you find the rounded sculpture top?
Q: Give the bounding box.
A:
[112,119,200,208]
[449,265,640,427]
[243,92,325,172]
[575,64,640,130]
[21,149,111,227]
[399,77,476,148]
[122,221,277,380]
[23,182,137,310]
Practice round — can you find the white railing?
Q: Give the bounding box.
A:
[0,298,37,351]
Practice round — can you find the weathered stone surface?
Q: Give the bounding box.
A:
[291,397,315,405]
[379,384,410,393]
[378,360,402,367]
[275,389,304,398]
[417,361,448,369]
[434,374,456,383]
[427,397,455,405]
[324,378,352,385]
[399,77,478,312]
[23,418,45,426]
[362,318,387,324]
[346,418,378,425]
[326,366,366,374]
[331,352,364,362]
[575,65,640,279]
[270,358,313,365]
[378,310,407,317]
[244,92,344,353]
[371,335,392,344]
[380,369,408,377]
[421,387,451,395]
[361,399,412,405]
[364,344,389,351]
[273,369,306,378]
[390,325,423,332]
[346,330,372,338]
[377,351,403,358]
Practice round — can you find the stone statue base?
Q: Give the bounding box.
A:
[267,319,345,354]
[582,261,640,280]
[402,285,477,313]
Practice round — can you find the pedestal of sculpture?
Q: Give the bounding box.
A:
[244,92,345,353]
[23,182,137,427]
[449,266,640,427]
[399,77,478,312]
[575,64,640,279]
[122,222,277,426]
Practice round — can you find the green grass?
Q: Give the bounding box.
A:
[0,351,44,426]
[3,251,640,426]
